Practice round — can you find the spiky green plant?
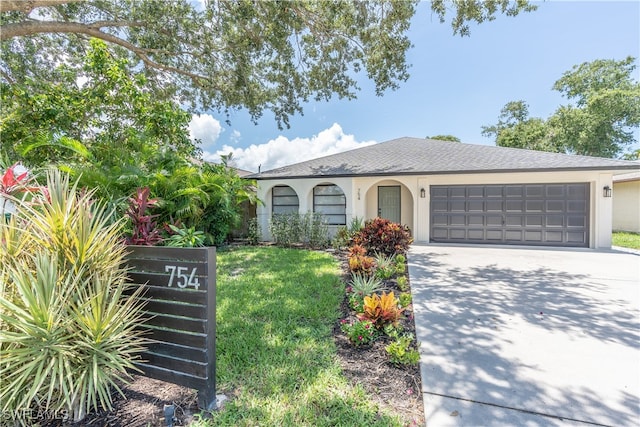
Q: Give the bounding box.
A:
[0,169,147,422]
[349,272,384,297]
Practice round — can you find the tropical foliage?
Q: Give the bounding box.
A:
[0,170,147,421]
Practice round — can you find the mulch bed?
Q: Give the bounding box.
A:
[40,247,424,427]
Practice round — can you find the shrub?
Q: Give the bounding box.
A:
[348,244,375,275]
[332,216,364,249]
[165,224,206,247]
[247,217,261,245]
[374,252,396,280]
[362,291,404,329]
[0,170,147,421]
[398,292,412,308]
[354,217,413,256]
[269,212,329,247]
[396,275,409,292]
[340,318,378,346]
[385,334,420,366]
[394,254,406,274]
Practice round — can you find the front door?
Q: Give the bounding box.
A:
[378,186,401,223]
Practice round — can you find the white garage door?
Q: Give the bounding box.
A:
[430,183,590,247]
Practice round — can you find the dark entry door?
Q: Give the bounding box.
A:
[378,186,401,223]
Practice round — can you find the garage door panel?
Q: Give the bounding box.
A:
[506,200,524,212]
[524,230,543,242]
[505,230,523,241]
[432,201,448,212]
[568,200,587,212]
[526,185,544,197]
[450,187,466,198]
[486,230,503,240]
[525,216,543,227]
[546,200,564,212]
[430,183,589,247]
[468,201,484,211]
[526,200,544,212]
[450,201,466,211]
[486,201,503,211]
[450,229,466,239]
[546,185,565,197]
[505,185,524,197]
[468,215,484,226]
[487,215,503,226]
[505,216,523,227]
[468,229,484,239]
[545,231,563,242]
[567,231,587,244]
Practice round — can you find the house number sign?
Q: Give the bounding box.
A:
[164,265,201,289]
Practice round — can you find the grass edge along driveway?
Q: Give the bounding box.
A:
[192,246,405,427]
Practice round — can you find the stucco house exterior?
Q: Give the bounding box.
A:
[250,137,640,249]
[612,171,640,233]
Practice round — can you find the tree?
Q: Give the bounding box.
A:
[427,135,461,142]
[1,0,535,127]
[1,39,196,167]
[482,57,640,158]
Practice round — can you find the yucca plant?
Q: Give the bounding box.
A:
[0,169,148,421]
[374,252,396,280]
[349,272,384,297]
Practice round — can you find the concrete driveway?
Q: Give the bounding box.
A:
[408,245,640,426]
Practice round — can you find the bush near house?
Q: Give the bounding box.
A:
[353,217,413,256]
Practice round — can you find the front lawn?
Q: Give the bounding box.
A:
[612,231,640,249]
[195,246,404,427]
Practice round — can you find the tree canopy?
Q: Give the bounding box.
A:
[482,57,640,158]
[1,0,535,127]
[427,134,461,142]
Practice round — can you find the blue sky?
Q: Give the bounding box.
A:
[190,1,640,172]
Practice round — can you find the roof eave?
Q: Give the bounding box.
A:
[251,164,640,180]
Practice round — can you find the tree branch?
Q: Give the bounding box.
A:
[0,0,82,14]
[0,20,211,83]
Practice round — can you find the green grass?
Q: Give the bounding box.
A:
[193,246,403,427]
[612,231,640,249]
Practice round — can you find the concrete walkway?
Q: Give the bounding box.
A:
[408,244,640,426]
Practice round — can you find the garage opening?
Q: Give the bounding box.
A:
[430,183,589,247]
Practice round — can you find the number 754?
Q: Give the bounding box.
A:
[164,265,201,290]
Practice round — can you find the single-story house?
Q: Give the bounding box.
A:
[612,171,640,233]
[250,137,640,249]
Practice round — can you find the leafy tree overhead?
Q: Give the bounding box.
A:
[1,0,535,127]
[482,57,640,158]
[427,135,461,142]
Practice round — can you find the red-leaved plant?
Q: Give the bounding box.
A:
[353,217,413,256]
[124,187,163,246]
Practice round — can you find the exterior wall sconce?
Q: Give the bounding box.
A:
[603,185,612,198]
[420,188,426,198]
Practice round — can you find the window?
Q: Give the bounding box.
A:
[313,184,346,225]
[272,185,299,215]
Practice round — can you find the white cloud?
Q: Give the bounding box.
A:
[230,130,242,145]
[189,114,222,148]
[203,123,377,172]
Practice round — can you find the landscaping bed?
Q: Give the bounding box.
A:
[44,246,423,427]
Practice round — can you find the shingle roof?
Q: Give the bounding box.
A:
[250,137,640,180]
